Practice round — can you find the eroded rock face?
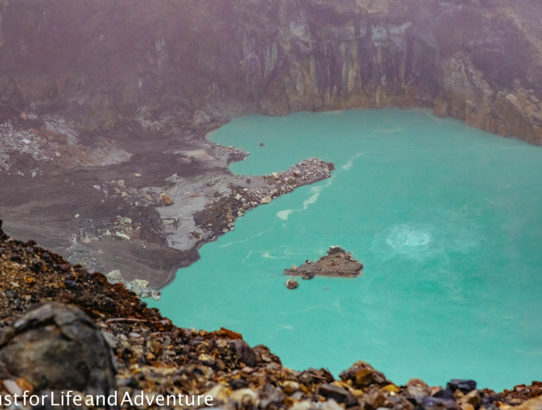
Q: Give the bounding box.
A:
[0,303,116,394]
[0,0,541,143]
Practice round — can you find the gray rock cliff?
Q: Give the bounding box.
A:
[0,0,541,143]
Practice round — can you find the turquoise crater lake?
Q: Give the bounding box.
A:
[150,109,542,390]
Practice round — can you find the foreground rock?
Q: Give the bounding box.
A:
[285,247,363,279]
[0,225,541,409]
[0,303,116,395]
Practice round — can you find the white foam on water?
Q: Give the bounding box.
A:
[369,223,438,261]
[385,224,432,250]
[303,190,321,208]
[341,160,354,171]
[221,229,270,248]
[372,221,482,262]
[341,152,364,171]
[261,250,289,260]
[277,209,294,221]
[220,237,249,248]
[276,177,334,220]
[241,250,253,264]
[303,177,334,210]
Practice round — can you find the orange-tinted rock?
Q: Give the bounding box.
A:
[160,193,174,206]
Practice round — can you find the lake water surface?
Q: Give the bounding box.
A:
[150,109,542,390]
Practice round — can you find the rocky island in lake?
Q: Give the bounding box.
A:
[285,247,364,280]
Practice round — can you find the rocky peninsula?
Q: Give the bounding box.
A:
[0,222,541,409]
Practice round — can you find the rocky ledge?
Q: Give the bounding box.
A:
[1,221,541,409]
[285,247,364,280]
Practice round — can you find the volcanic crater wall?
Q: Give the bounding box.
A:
[1,0,542,143]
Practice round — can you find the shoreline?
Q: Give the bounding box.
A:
[1,105,540,297]
[0,107,334,295]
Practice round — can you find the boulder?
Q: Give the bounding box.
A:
[298,368,334,385]
[339,361,389,389]
[0,303,116,394]
[447,379,477,393]
[229,339,257,367]
[286,278,299,289]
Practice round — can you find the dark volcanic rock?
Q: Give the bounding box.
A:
[433,388,456,400]
[447,379,477,393]
[229,339,257,367]
[318,383,357,407]
[286,278,299,289]
[0,303,116,394]
[0,221,7,242]
[285,246,363,279]
[340,361,389,389]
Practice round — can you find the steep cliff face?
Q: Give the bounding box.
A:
[1,0,542,143]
